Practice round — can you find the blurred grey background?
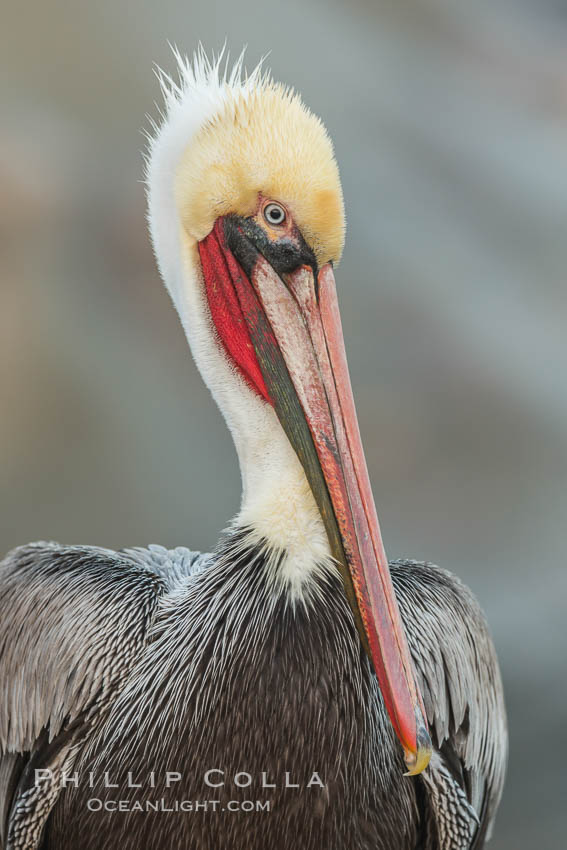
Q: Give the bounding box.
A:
[1,0,566,846]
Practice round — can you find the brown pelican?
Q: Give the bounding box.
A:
[0,50,507,850]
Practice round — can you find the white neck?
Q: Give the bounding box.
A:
[176,239,332,596]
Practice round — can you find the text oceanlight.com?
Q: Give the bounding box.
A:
[86,799,272,813]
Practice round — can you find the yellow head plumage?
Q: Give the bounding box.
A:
[174,72,345,267]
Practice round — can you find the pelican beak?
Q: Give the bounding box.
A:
[198,217,432,775]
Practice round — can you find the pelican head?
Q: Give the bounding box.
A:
[146,48,431,775]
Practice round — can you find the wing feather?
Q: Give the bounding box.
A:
[0,542,170,848]
[391,560,507,848]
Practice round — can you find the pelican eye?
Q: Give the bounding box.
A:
[263,203,286,226]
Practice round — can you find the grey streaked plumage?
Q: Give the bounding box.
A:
[0,532,507,850]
